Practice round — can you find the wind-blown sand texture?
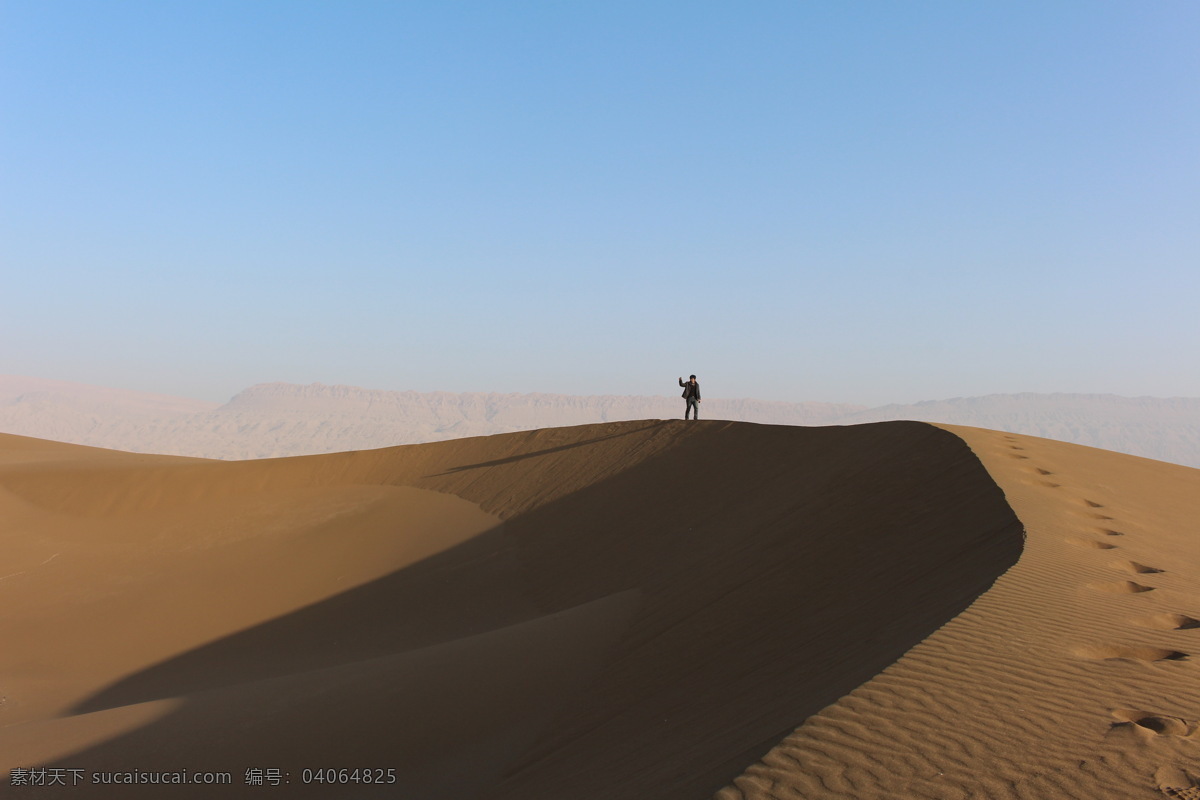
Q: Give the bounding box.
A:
[0,420,1195,798]
[721,424,1200,800]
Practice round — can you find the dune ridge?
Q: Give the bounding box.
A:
[1,420,1025,797]
[720,425,1200,800]
[5,375,1200,466]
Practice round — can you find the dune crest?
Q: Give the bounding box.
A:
[5,375,1200,466]
[1,420,1025,797]
[720,425,1200,800]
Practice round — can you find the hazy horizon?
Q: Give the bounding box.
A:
[8,371,1200,410]
[4,3,1197,406]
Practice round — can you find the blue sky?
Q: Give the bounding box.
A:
[3,1,1197,405]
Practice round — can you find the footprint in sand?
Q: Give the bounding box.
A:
[1028,466,1061,486]
[1079,645,1188,662]
[1140,613,1200,631]
[1110,560,1166,575]
[1068,538,1118,550]
[1089,580,1155,593]
[1098,528,1125,537]
[1070,502,1114,520]
[1111,709,1197,736]
[1156,765,1200,800]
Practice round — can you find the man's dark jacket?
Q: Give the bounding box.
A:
[680,379,701,400]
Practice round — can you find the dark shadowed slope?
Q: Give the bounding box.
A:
[0,421,1022,798]
[721,426,1200,800]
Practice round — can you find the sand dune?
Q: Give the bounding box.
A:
[0,421,1196,798]
[721,425,1200,799]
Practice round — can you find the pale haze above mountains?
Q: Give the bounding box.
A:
[2,375,1198,468]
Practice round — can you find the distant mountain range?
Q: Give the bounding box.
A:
[3,375,1198,467]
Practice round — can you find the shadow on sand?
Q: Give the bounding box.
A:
[34,421,1022,799]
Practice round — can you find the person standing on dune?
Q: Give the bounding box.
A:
[679,375,701,420]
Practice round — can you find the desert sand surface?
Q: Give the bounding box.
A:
[721,424,1200,799]
[0,420,1195,798]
